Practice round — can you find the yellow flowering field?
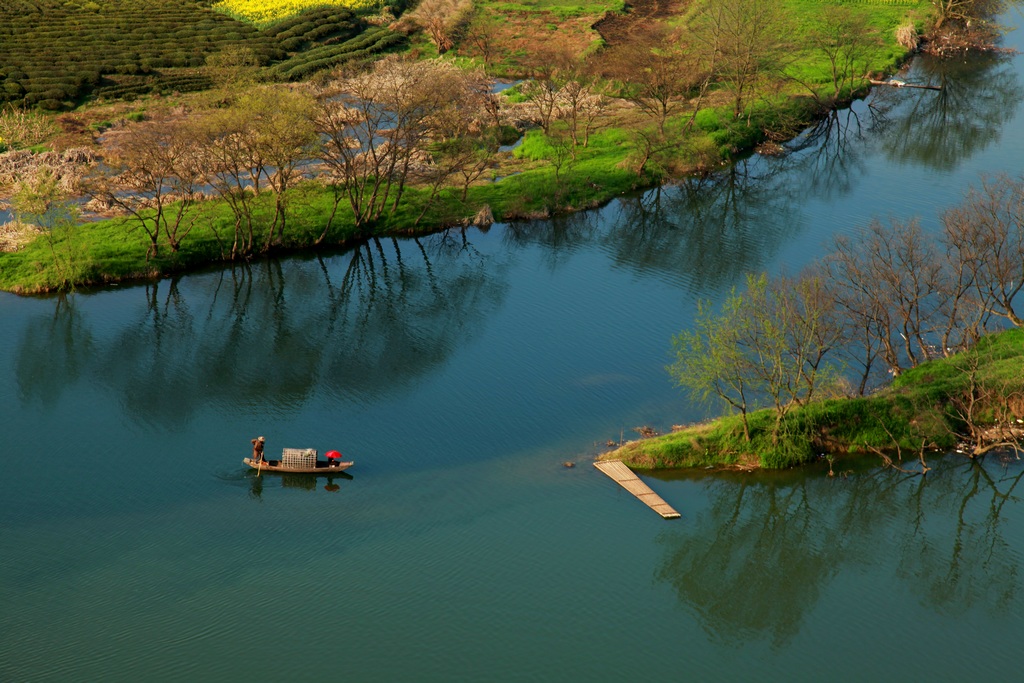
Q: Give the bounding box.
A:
[214,0,377,25]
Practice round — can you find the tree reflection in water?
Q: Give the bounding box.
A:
[605,163,803,292]
[783,107,869,201]
[896,458,1023,615]
[504,160,803,293]
[504,210,603,272]
[655,455,1024,647]
[869,51,1021,171]
[14,230,508,427]
[15,295,95,408]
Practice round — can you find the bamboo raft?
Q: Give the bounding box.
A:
[594,460,681,519]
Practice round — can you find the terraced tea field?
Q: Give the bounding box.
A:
[0,1,402,109]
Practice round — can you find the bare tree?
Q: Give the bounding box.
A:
[627,128,671,179]
[314,58,489,228]
[461,12,502,72]
[445,134,499,202]
[521,48,611,147]
[550,130,576,191]
[557,69,609,149]
[691,0,790,119]
[521,76,561,135]
[402,0,473,54]
[785,273,845,404]
[798,6,877,106]
[613,30,713,134]
[816,258,885,396]
[941,175,1024,328]
[243,88,319,250]
[95,118,204,258]
[192,104,267,259]
[932,0,1005,29]
[412,130,498,224]
[824,219,947,378]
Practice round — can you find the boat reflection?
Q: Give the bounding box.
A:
[246,469,354,499]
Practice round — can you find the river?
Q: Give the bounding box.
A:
[3,16,1024,682]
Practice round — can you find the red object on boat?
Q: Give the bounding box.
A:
[325,450,343,460]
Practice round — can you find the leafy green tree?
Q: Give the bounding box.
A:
[739,273,843,440]
[11,167,84,290]
[670,287,756,441]
[670,273,841,443]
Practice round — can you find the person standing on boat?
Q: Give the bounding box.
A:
[251,436,265,462]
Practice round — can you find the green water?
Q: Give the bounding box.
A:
[3,24,1024,681]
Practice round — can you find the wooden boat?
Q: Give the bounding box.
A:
[244,447,353,474]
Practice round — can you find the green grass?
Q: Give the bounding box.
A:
[0,126,647,293]
[607,329,1024,470]
[780,0,926,82]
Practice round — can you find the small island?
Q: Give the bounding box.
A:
[605,327,1024,472]
[603,199,1024,472]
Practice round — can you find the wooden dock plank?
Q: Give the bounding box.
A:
[594,460,681,519]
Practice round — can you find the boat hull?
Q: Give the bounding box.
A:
[244,457,354,474]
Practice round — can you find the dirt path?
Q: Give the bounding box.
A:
[593,0,682,48]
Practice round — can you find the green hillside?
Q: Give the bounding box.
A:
[0,1,402,109]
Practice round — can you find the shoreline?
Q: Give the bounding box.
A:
[0,89,879,295]
[4,10,998,295]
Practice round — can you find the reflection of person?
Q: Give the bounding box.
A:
[251,436,265,462]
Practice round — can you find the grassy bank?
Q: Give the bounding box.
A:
[0,88,887,294]
[604,329,1024,470]
[0,123,648,293]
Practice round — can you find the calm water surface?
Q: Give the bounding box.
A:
[3,18,1024,681]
